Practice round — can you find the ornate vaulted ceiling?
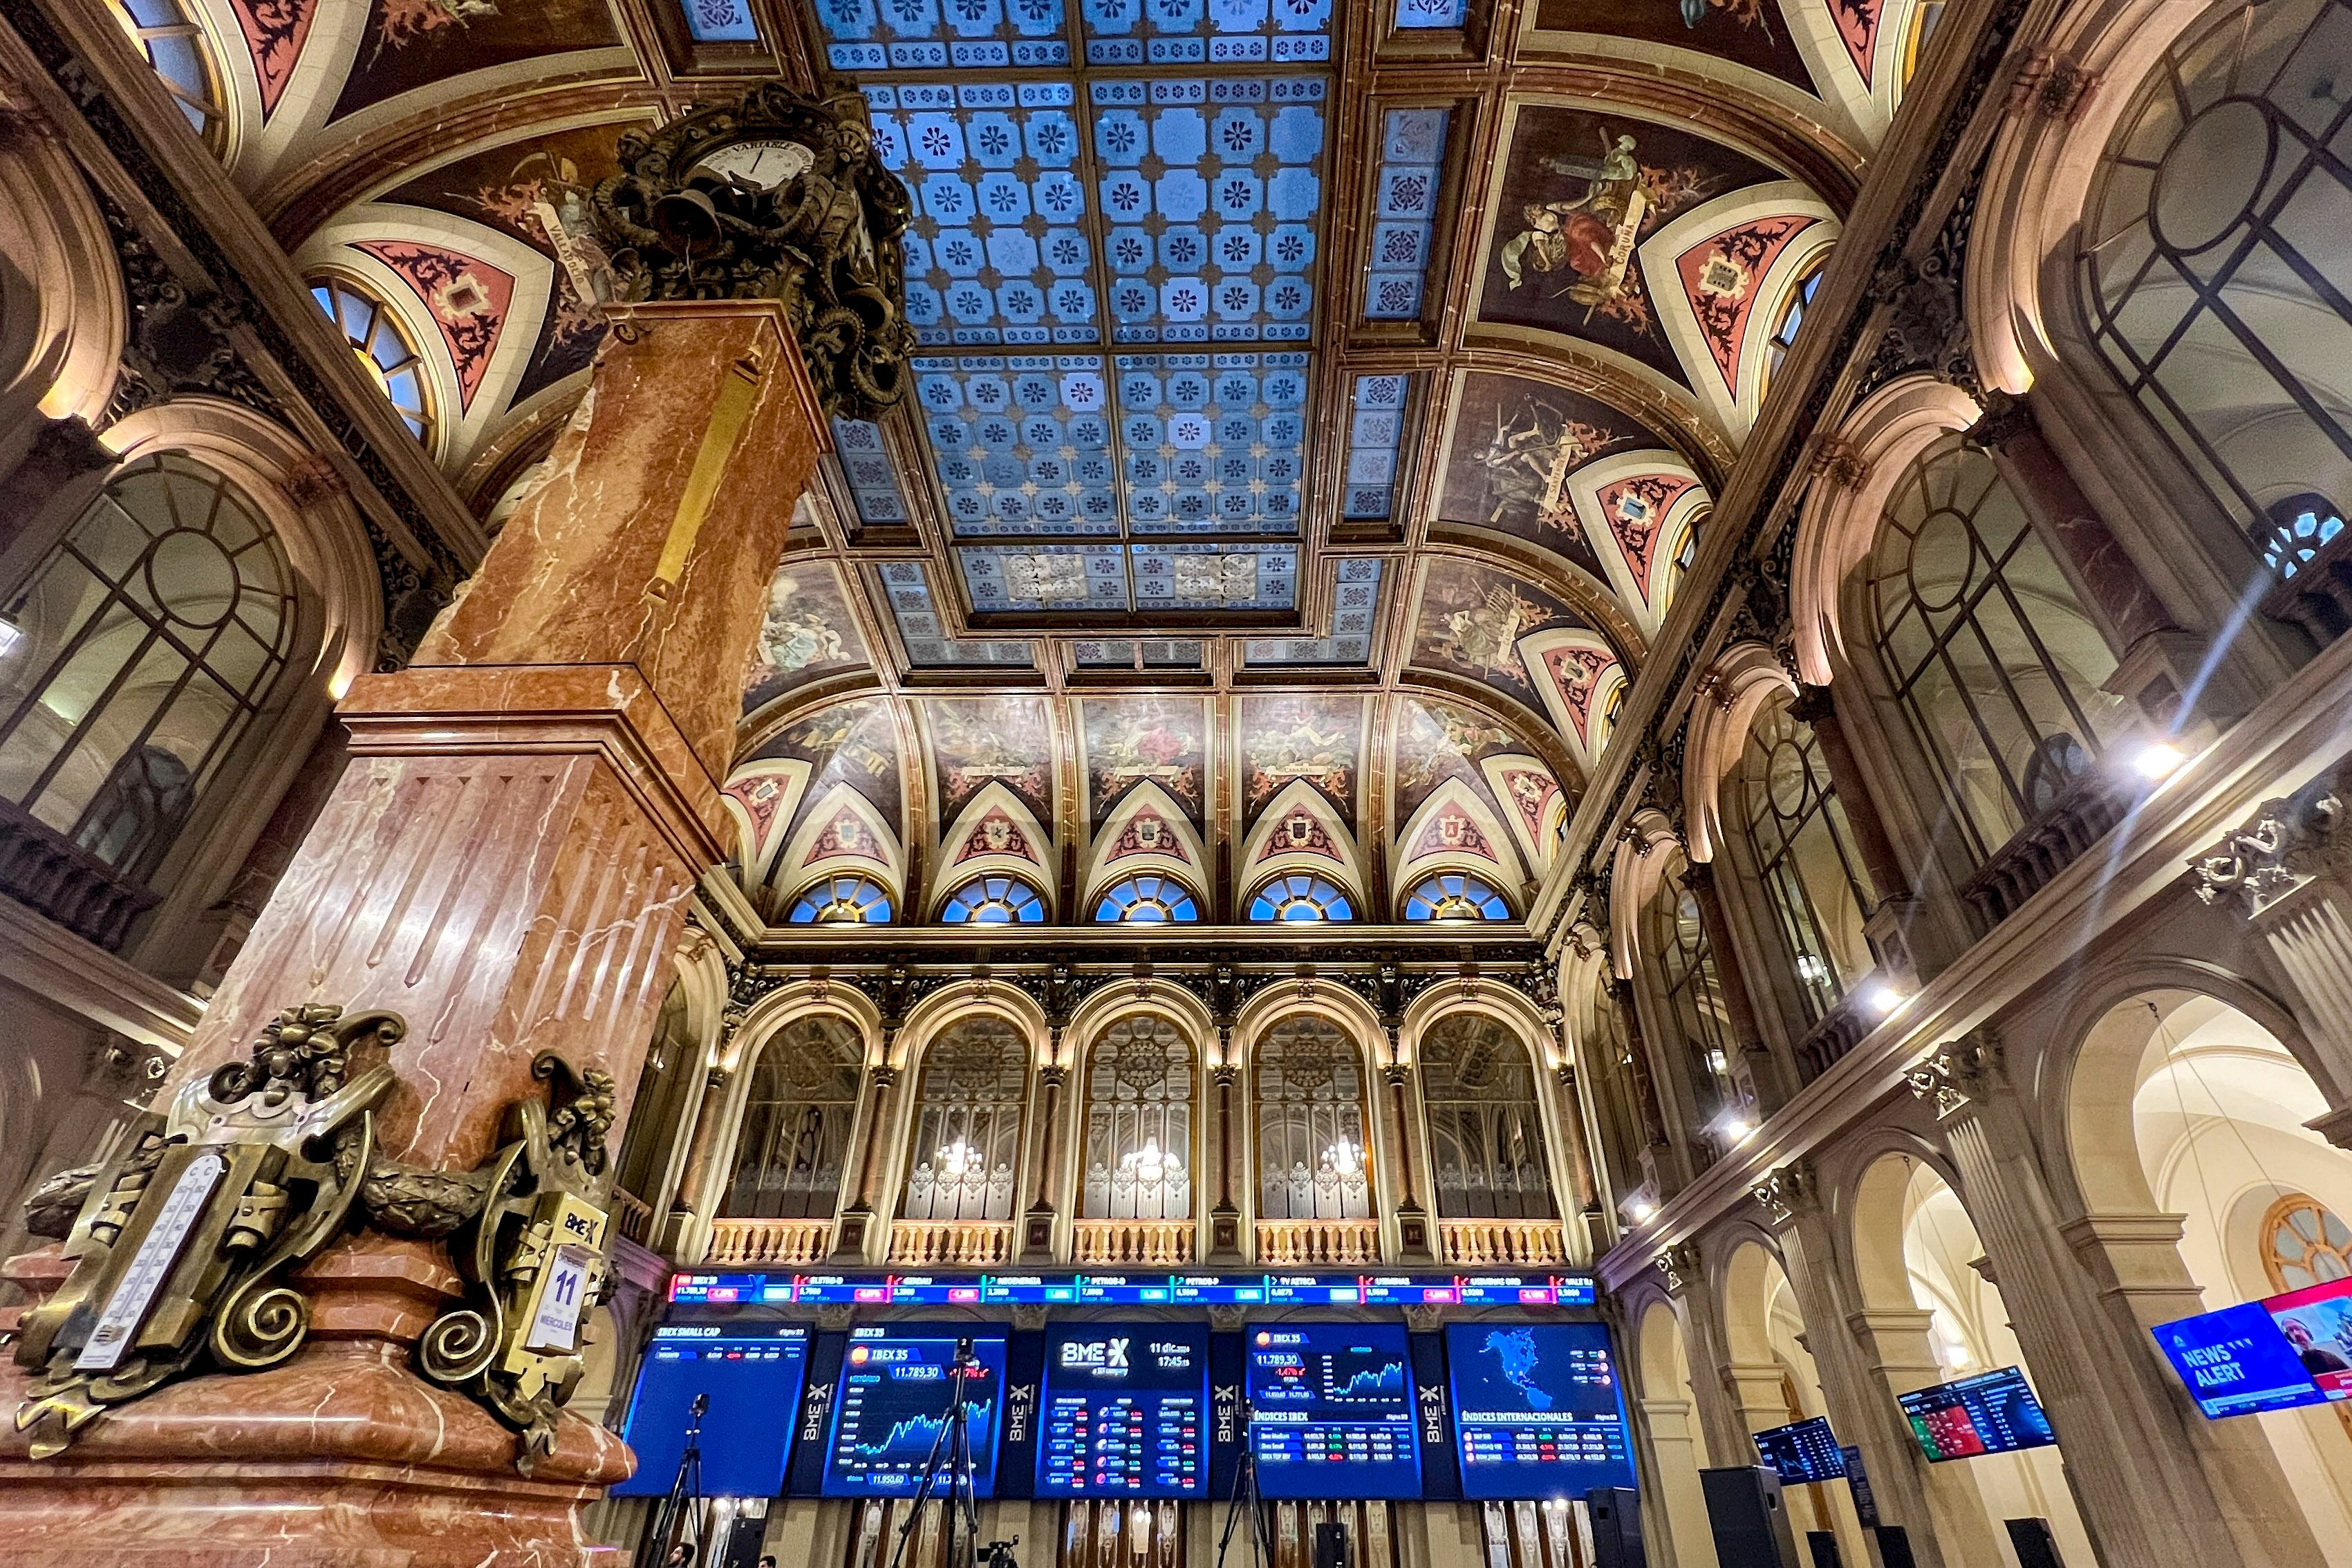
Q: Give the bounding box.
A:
[140,0,1941,922]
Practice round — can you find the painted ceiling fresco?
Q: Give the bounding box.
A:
[138,0,1933,920]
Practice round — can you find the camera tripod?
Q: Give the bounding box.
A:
[881,1337,1020,1568]
[1212,1422,1276,1568]
[648,1391,711,1565]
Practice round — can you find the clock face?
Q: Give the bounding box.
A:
[691,138,814,192]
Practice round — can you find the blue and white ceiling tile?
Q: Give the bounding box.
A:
[1243,558,1385,664]
[1342,374,1413,521]
[1117,353,1308,534]
[1091,78,1327,344]
[915,355,1119,537]
[832,418,914,528]
[961,543,1132,612]
[881,561,1042,666]
[1075,638,1206,666]
[679,0,759,41]
[1079,0,1332,66]
[819,0,1072,71]
[1131,543,1298,612]
[1365,109,1450,322]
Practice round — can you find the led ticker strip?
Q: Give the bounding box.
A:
[668,1271,1597,1308]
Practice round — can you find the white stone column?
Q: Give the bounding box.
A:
[1755,1165,2008,1568]
[1660,1244,1753,1472]
[1909,1034,2304,1568]
[1634,1394,1721,1568]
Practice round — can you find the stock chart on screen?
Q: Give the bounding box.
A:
[821,1327,1008,1497]
[1245,1323,1423,1498]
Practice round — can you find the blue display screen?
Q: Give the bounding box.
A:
[1444,1322,1636,1499]
[1752,1416,1847,1483]
[1246,1324,1422,1498]
[1036,1323,1209,1497]
[2153,1301,2329,1419]
[822,1327,1009,1497]
[1898,1368,2057,1462]
[613,1324,811,1497]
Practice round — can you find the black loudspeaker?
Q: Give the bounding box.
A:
[1871,1526,1919,1568]
[1701,1466,1801,1568]
[1587,1487,1646,1568]
[1804,1530,1842,1568]
[1313,1522,1347,1568]
[2004,1518,2066,1568]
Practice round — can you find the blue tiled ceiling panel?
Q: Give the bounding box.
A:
[680,0,759,41]
[1116,353,1307,534]
[1244,557,1383,664]
[1130,543,1297,611]
[882,561,1042,666]
[819,0,1070,71]
[832,418,913,527]
[865,83,1095,348]
[960,543,1132,611]
[1392,0,1466,28]
[1342,374,1411,520]
[1092,78,1324,344]
[1365,108,1448,321]
[1074,638,1204,666]
[1080,0,1332,66]
[915,355,1119,537]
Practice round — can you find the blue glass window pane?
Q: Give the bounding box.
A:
[916,354,1119,537]
[1341,375,1410,519]
[680,0,759,41]
[790,876,896,924]
[1079,0,1330,67]
[942,875,1048,923]
[814,0,1070,72]
[1244,559,1383,666]
[1365,108,1448,321]
[1405,873,1511,922]
[1114,352,1309,534]
[1249,874,1352,923]
[1393,0,1465,24]
[1096,874,1202,922]
[878,562,1040,666]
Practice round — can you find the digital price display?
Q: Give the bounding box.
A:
[1246,1324,1423,1498]
[613,1325,811,1497]
[2262,1278,2352,1401]
[1752,1416,1847,1483]
[1898,1367,2057,1462]
[822,1327,1008,1497]
[1036,1324,1209,1497]
[1444,1322,1636,1499]
[2153,1301,2327,1419]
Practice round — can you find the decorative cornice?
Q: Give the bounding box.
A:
[1657,1242,1702,1296]
[1905,1028,2004,1119]
[1751,1161,1816,1226]
[2191,760,2351,920]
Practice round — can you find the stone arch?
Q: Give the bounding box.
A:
[0,123,125,447]
[1681,641,1800,865]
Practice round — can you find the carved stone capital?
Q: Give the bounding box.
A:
[1905,1029,2004,1119]
[591,82,915,421]
[1752,1161,1818,1227]
[2192,762,2351,919]
[1961,388,2040,455]
[1657,1242,1703,1296]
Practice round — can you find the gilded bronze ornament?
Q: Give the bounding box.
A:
[11,1005,404,1457]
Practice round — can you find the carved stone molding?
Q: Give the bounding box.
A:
[1905,1029,2004,1119]
[2192,760,2351,920]
[1751,1161,1817,1226]
[1657,1242,1703,1296]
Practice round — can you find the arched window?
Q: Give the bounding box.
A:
[2261,493,2348,583]
[1866,436,2130,866]
[1736,702,1876,1021]
[1253,1016,1372,1220]
[1762,261,1824,396]
[0,454,295,888]
[1899,0,1948,87]
[1403,872,1512,922]
[1095,874,1200,924]
[722,1015,865,1220]
[311,277,435,447]
[2080,0,2352,554]
[1645,858,1737,1142]
[901,1018,1027,1222]
[788,875,893,924]
[614,985,701,1213]
[1420,1014,1556,1221]
[109,0,229,152]
[939,874,1046,924]
[2262,1193,2352,1293]
[1080,1016,1193,1220]
[1249,873,1354,923]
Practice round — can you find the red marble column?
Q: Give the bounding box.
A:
[0,302,828,1566]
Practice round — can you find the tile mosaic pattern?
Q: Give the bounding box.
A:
[832,418,915,528]
[1092,77,1325,344]
[679,0,758,39]
[1079,0,1332,66]
[1117,352,1309,533]
[1341,374,1411,520]
[1074,638,1206,666]
[959,543,1131,611]
[818,0,1071,71]
[881,561,1043,665]
[1130,543,1297,611]
[866,83,1096,348]
[1392,0,1466,26]
[915,355,1119,536]
[1244,557,1383,664]
[1364,108,1448,321]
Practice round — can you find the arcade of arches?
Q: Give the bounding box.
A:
[0,0,2350,1565]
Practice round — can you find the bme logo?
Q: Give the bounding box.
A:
[1060,1337,1131,1370]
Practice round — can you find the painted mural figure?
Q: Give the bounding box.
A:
[1465,393,1611,537]
[1497,131,1649,312]
[747,572,848,690]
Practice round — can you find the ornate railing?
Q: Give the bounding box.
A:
[1959,772,2130,928]
[888,1220,1014,1267]
[1794,991,1876,1083]
[1255,1219,1381,1266]
[705,1216,834,1267]
[0,798,159,952]
[1438,1218,1569,1267]
[610,1186,655,1246]
[1072,1219,1195,1266]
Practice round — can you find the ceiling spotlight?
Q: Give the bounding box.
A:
[1722,1116,1755,1144]
[2133,740,2186,780]
[1864,982,1905,1016]
[1627,1199,1656,1224]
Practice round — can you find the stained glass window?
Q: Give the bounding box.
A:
[1343,375,1410,519]
[878,561,1038,666]
[902,1019,1029,1222]
[1081,1016,1194,1220]
[1403,872,1511,922]
[1244,558,1384,666]
[788,875,895,925]
[831,419,913,528]
[1365,109,1449,321]
[312,277,433,447]
[940,873,1049,924]
[1096,874,1200,922]
[2262,494,2348,581]
[1394,0,1466,26]
[678,0,758,41]
[1255,1016,1370,1220]
[1249,873,1354,922]
[110,0,228,151]
[819,0,1071,71]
